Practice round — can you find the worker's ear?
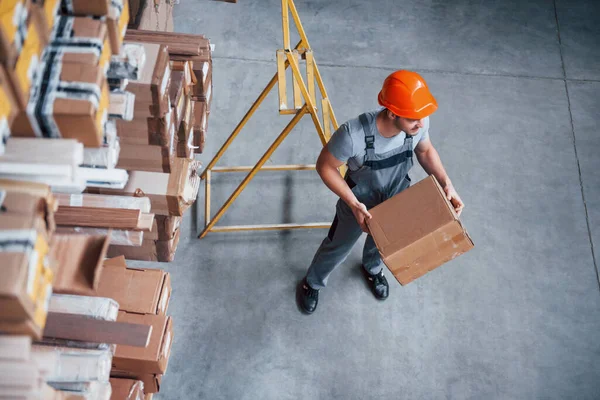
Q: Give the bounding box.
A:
[386,109,399,120]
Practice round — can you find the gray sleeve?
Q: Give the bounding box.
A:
[326,123,354,162]
[419,117,430,142]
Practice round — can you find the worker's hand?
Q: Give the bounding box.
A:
[350,201,372,233]
[444,182,464,216]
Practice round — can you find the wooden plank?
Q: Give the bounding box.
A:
[124,30,210,56]
[54,193,151,213]
[136,213,155,231]
[55,206,142,229]
[43,312,152,348]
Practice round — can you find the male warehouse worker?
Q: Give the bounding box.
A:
[299,70,464,314]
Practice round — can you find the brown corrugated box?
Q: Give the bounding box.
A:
[169,71,185,127]
[62,0,110,16]
[49,233,110,295]
[109,377,144,400]
[0,213,52,339]
[30,0,60,39]
[0,0,45,67]
[193,100,207,154]
[366,175,474,285]
[145,215,181,241]
[134,0,174,32]
[86,158,201,216]
[116,111,174,147]
[106,228,180,262]
[126,43,171,117]
[95,265,171,315]
[49,16,112,70]
[111,370,162,394]
[0,191,56,235]
[12,62,108,147]
[116,143,174,173]
[0,65,18,128]
[2,0,46,109]
[113,312,173,375]
[106,0,130,55]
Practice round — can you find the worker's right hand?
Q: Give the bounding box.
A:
[350,201,372,233]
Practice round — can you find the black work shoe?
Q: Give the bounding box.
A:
[298,279,319,314]
[362,267,389,300]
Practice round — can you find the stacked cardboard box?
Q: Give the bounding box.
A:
[128,0,175,33]
[84,29,211,262]
[96,256,174,398]
[0,186,57,340]
[1,1,132,191]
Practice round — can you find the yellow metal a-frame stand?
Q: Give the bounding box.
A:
[198,0,343,239]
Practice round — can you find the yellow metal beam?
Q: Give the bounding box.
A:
[288,0,310,50]
[210,222,331,233]
[276,49,287,111]
[198,106,308,239]
[285,51,328,146]
[305,50,316,106]
[212,164,316,173]
[201,40,303,180]
[292,50,302,109]
[204,169,211,227]
[282,0,290,49]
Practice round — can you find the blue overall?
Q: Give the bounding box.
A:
[306,113,415,289]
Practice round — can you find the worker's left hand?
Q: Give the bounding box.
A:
[443,182,464,216]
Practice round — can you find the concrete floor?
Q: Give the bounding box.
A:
[131,1,600,398]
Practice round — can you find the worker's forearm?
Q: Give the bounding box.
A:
[317,165,359,207]
[416,148,451,187]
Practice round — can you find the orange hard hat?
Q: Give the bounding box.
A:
[377,70,438,119]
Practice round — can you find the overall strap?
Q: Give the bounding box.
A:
[358,113,376,161]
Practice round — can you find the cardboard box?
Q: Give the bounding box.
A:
[134,0,174,32]
[116,110,174,146]
[0,211,53,317]
[113,312,173,375]
[366,175,474,285]
[95,265,171,315]
[116,143,173,173]
[12,60,109,147]
[60,0,110,16]
[0,190,56,234]
[86,158,202,216]
[146,215,181,241]
[106,0,130,55]
[193,100,207,154]
[0,0,42,66]
[111,371,162,394]
[30,0,61,38]
[0,65,18,150]
[126,43,171,117]
[49,16,112,71]
[49,233,110,295]
[109,378,144,400]
[2,1,45,109]
[106,228,180,262]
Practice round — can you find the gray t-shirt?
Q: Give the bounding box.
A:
[327,108,430,171]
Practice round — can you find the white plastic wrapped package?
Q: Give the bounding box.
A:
[49,294,119,321]
[56,226,143,246]
[49,380,112,400]
[30,345,112,383]
[53,192,151,212]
